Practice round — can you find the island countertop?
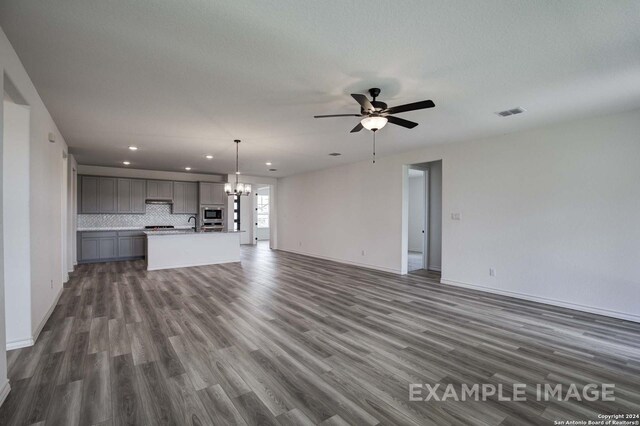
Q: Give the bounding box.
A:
[144,229,244,236]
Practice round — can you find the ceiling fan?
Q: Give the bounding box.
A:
[314,88,435,133]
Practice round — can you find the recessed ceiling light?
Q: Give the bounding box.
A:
[128,146,138,151]
[184,167,191,171]
[328,152,342,156]
[265,162,272,166]
[205,155,213,159]
[123,161,131,165]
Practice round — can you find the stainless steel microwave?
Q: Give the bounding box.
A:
[201,206,224,221]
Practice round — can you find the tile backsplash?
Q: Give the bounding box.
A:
[78,203,194,229]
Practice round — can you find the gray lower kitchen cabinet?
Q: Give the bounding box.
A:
[147,180,173,200]
[173,181,198,214]
[199,182,226,205]
[78,231,118,262]
[80,176,99,213]
[118,236,145,258]
[99,237,117,258]
[78,231,146,263]
[117,178,146,213]
[80,238,99,260]
[132,236,145,256]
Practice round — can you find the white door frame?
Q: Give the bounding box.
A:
[422,168,430,271]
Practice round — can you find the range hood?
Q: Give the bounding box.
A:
[145,199,173,205]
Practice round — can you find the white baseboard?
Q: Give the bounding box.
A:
[30,286,64,346]
[5,286,64,351]
[6,337,34,350]
[277,248,401,274]
[440,278,640,323]
[0,380,11,407]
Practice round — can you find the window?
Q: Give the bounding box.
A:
[257,193,269,228]
[233,196,240,231]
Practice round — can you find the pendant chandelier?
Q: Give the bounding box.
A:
[224,139,252,196]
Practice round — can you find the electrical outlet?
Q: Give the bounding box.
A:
[489,268,496,277]
[50,279,54,289]
[451,212,461,221]
[298,241,302,247]
[361,250,365,256]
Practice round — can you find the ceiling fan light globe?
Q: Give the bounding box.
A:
[361,116,388,131]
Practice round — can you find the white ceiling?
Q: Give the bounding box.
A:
[2,1,639,177]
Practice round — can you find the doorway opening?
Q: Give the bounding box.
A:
[406,160,442,274]
[255,186,270,243]
[408,169,425,271]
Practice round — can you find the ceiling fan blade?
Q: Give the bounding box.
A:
[384,100,435,115]
[387,115,419,129]
[351,94,374,112]
[350,122,364,133]
[314,114,362,118]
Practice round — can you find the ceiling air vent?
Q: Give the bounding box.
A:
[328,152,342,156]
[268,168,278,172]
[496,107,525,117]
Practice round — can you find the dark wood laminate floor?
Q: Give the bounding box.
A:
[1,243,639,425]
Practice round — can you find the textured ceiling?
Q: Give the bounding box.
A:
[1,0,639,177]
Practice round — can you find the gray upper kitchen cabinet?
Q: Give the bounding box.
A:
[117,178,146,213]
[80,176,99,213]
[80,175,147,214]
[199,182,226,205]
[98,177,117,213]
[131,179,146,213]
[173,181,198,214]
[117,178,132,212]
[146,180,173,200]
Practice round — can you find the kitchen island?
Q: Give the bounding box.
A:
[145,229,241,271]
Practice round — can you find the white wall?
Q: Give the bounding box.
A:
[407,174,424,252]
[3,101,31,346]
[1,26,70,357]
[427,161,442,271]
[0,88,8,403]
[277,108,640,322]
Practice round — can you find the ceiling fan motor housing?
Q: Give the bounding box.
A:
[370,100,387,112]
